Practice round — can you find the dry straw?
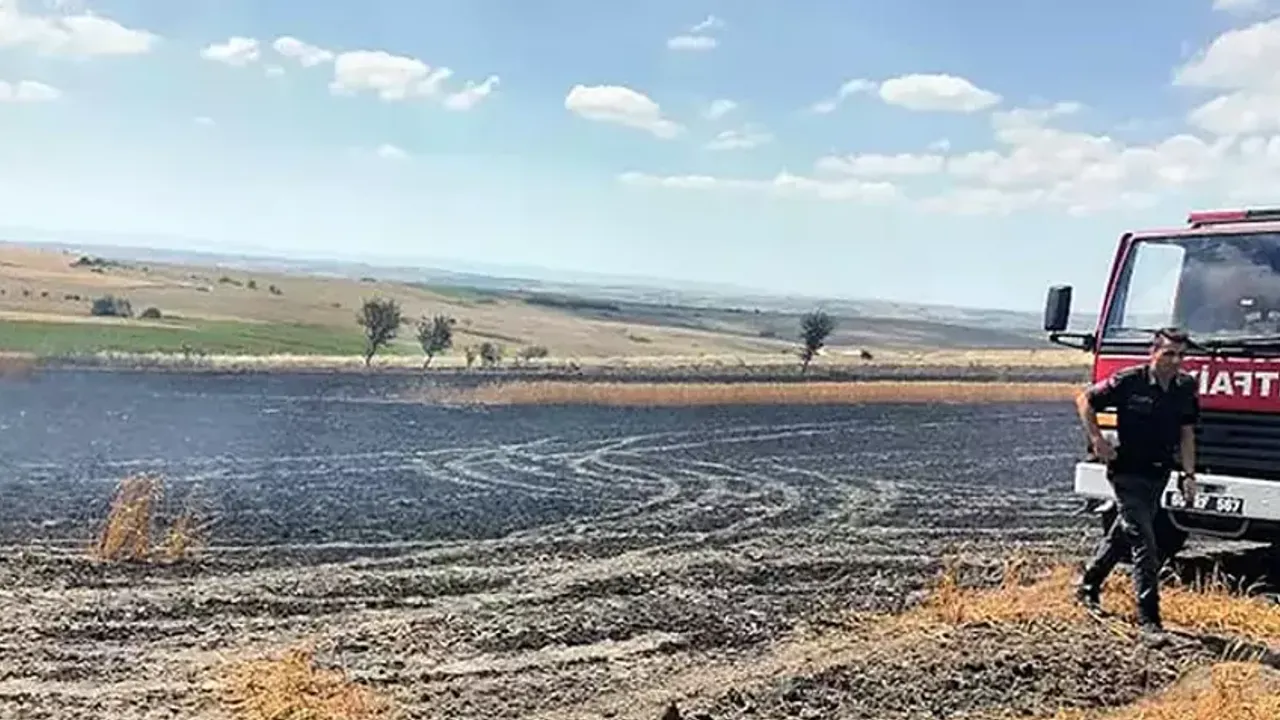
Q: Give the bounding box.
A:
[916,555,1280,646]
[218,645,400,720]
[92,473,204,563]
[451,380,1083,406]
[914,555,1280,719]
[1043,662,1279,719]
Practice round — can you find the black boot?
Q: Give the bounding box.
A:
[1074,583,1103,616]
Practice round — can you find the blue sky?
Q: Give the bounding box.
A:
[2,0,1280,311]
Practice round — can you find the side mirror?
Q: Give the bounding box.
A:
[1044,285,1073,332]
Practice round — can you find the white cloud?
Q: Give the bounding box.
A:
[329,50,453,101]
[1175,17,1280,136]
[264,64,285,78]
[667,35,717,51]
[1212,0,1270,14]
[565,84,683,139]
[194,116,215,127]
[928,139,952,152]
[878,73,1002,112]
[0,79,59,102]
[375,143,409,160]
[690,15,724,33]
[810,78,876,114]
[668,14,723,51]
[815,152,945,177]
[704,98,737,120]
[0,4,156,56]
[619,170,899,204]
[201,36,259,67]
[443,75,499,111]
[810,74,1000,114]
[272,36,333,67]
[705,127,773,151]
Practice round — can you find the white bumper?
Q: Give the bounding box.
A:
[1073,462,1280,522]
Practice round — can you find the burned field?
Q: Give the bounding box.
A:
[0,371,1275,719]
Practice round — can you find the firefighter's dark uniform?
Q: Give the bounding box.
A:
[1077,364,1200,630]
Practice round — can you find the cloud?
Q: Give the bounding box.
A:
[0,3,156,56]
[201,36,259,67]
[443,75,499,111]
[668,14,722,51]
[264,64,285,78]
[878,73,1002,112]
[272,36,333,67]
[690,15,724,33]
[1212,0,1270,14]
[565,84,683,139]
[329,50,453,101]
[0,79,60,102]
[704,98,737,120]
[814,152,945,177]
[1175,17,1280,136]
[809,78,876,114]
[619,170,900,204]
[705,127,773,151]
[375,143,409,160]
[194,116,215,127]
[810,74,1000,114]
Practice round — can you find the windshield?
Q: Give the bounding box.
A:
[1103,231,1280,342]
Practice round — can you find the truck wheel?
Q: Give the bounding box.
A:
[1097,506,1187,564]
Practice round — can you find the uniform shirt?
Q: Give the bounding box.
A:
[1084,364,1200,478]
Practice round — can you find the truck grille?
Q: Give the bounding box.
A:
[1196,410,1280,481]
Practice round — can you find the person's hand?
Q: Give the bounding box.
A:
[1179,471,1198,504]
[1091,435,1117,462]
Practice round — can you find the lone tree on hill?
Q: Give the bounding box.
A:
[416,314,456,368]
[798,310,835,373]
[357,297,403,366]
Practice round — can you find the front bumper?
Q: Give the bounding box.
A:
[1073,461,1280,523]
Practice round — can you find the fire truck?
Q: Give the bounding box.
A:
[1044,207,1280,559]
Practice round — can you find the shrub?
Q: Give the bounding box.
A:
[140,307,163,320]
[478,341,503,367]
[90,295,133,318]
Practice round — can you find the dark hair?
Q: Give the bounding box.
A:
[1151,326,1189,348]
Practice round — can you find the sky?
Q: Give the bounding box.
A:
[3,0,1280,312]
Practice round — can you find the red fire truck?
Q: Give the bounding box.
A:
[1044,207,1280,559]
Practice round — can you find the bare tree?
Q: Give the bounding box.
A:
[356,297,402,366]
[416,314,456,368]
[799,310,835,373]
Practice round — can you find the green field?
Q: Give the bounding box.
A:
[0,319,396,356]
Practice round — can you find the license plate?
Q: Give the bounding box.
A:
[1163,490,1245,515]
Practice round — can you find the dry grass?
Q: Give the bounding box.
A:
[450,380,1083,406]
[913,555,1280,647]
[1039,662,1280,720]
[91,473,205,563]
[217,645,401,720]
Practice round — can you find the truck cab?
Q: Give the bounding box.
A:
[1044,207,1280,558]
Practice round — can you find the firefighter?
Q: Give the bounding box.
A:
[1072,327,1200,647]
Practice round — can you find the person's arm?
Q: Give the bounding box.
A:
[1077,373,1124,459]
[1179,386,1200,496]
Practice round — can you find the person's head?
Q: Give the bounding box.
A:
[1149,327,1189,378]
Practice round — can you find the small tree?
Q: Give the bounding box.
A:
[516,345,549,365]
[356,297,402,366]
[478,341,503,368]
[798,310,835,373]
[416,314,455,368]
